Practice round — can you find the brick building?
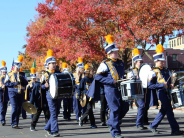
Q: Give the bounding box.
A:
[139,48,184,71]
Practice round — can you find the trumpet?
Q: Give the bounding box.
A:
[17,71,21,94]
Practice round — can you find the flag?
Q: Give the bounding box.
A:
[32,59,36,68]
[10,58,14,72]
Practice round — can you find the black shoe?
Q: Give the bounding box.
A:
[51,133,60,137]
[148,126,159,134]
[101,122,107,126]
[2,122,6,126]
[30,126,36,131]
[137,125,147,130]
[171,130,184,135]
[90,125,97,128]
[68,117,71,121]
[114,134,124,138]
[12,125,19,129]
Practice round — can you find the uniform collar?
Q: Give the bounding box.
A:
[12,70,18,73]
[48,70,55,73]
[156,66,163,70]
[109,57,117,62]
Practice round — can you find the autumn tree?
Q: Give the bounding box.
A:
[25,0,184,69]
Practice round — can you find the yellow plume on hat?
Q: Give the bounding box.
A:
[18,55,24,62]
[62,62,67,69]
[85,64,89,70]
[155,44,164,54]
[78,57,83,63]
[31,67,36,74]
[47,49,54,57]
[132,48,140,56]
[1,61,6,67]
[105,35,114,44]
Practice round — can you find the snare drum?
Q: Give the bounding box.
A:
[120,79,144,101]
[49,72,75,99]
[170,88,184,108]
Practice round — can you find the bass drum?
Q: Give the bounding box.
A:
[49,72,75,99]
[138,63,152,88]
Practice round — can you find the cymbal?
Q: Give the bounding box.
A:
[80,93,87,107]
[22,101,37,114]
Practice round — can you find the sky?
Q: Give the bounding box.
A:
[0,0,44,72]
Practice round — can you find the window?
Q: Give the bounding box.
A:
[169,41,171,48]
[174,40,176,47]
[177,38,179,46]
[172,54,177,62]
[172,40,173,47]
[180,38,181,45]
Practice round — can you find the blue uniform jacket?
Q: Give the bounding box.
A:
[78,76,93,97]
[148,67,171,93]
[0,76,9,102]
[30,81,48,109]
[5,72,28,93]
[87,59,124,101]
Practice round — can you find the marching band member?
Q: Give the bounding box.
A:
[62,62,72,120]
[127,48,158,130]
[73,57,86,122]
[42,49,60,137]
[19,67,27,119]
[5,55,28,128]
[78,64,97,128]
[148,44,183,135]
[0,61,9,126]
[88,35,129,138]
[29,66,50,131]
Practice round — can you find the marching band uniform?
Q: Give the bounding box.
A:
[148,45,183,135]
[100,82,108,126]
[5,55,28,128]
[78,64,97,128]
[0,61,9,126]
[73,57,86,121]
[20,67,27,119]
[62,63,72,120]
[87,35,129,138]
[29,67,50,131]
[127,48,158,130]
[42,49,60,137]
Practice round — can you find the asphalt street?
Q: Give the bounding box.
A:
[0,103,184,138]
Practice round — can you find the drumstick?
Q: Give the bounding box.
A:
[117,77,133,82]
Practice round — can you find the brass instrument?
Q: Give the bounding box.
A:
[17,71,21,94]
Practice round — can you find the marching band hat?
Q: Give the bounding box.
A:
[153,44,165,62]
[103,35,119,54]
[84,64,89,71]
[30,67,37,78]
[0,61,7,72]
[77,57,84,68]
[132,48,142,63]
[45,49,56,65]
[62,62,69,72]
[14,55,23,69]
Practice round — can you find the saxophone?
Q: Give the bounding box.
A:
[17,71,21,94]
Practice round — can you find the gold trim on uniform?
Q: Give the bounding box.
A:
[153,68,166,83]
[106,61,119,81]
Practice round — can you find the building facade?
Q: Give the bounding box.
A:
[139,48,184,71]
[169,35,184,49]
